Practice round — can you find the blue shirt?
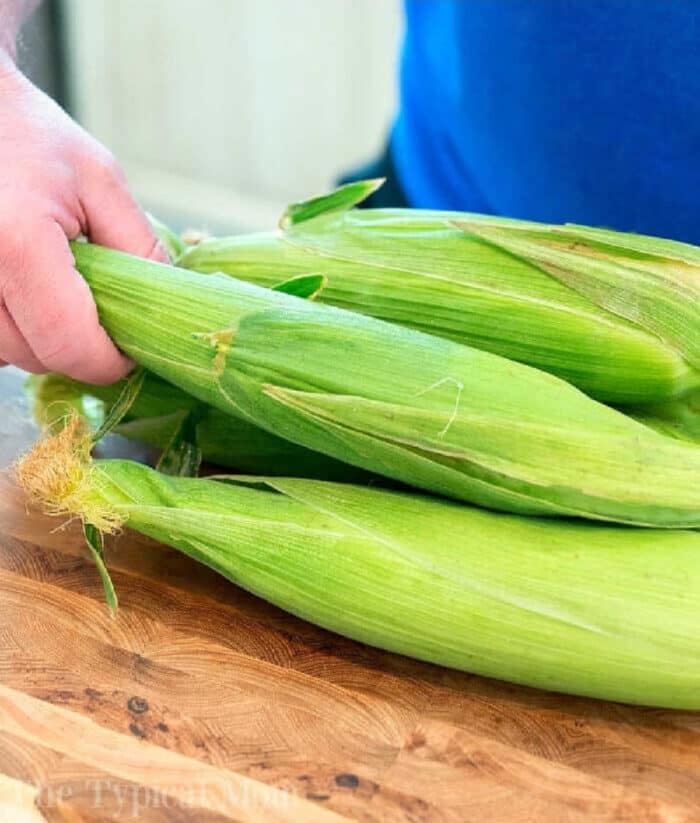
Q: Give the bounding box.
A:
[392,1,700,243]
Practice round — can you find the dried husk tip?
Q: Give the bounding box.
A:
[15,413,124,534]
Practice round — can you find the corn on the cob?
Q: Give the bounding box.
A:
[178,181,700,406]
[15,429,700,710]
[27,372,368,480]
[70,241,700,527]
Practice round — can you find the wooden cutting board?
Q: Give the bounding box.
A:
[1,367,700,822]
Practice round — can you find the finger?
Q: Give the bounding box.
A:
[80,153,170,263]
[5,220,132,384]
[0,302,46,373]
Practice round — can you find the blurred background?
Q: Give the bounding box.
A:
[17,0,402,233]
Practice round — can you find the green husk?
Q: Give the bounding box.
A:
[178,183,700,406]
[70,241,700,528]
[47,366,697,477]
[26,372,368,481]
[455,219,700,372]
[627,389,700,445]
[15,434,700,709]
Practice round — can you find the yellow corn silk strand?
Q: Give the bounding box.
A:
[71,242,700,528]
[177,180,700,407]
[15,441,700,710]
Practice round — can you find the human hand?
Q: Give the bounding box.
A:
[0,49,168,384]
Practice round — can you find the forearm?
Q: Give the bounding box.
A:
[0,0,40,60]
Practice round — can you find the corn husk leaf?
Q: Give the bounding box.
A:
[147,212,186,261]
[27,371,370,482]
[71,242,700,528]
[83,522,118,614]
[179,188,700,406]
[454,219,700,372]
[272,273,327,300]
[627,389,700,444]
[90,366,145,445]
[281,178,384,228]
[17,441,700,710]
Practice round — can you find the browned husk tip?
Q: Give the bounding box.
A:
[15,413,123,533]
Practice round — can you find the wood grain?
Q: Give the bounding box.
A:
[2,368,700,821]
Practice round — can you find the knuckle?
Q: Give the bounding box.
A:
[90,147,126,186]
[50,159,80,194]
[142,236,167,262]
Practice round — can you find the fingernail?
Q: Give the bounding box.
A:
[154,240,171,264]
